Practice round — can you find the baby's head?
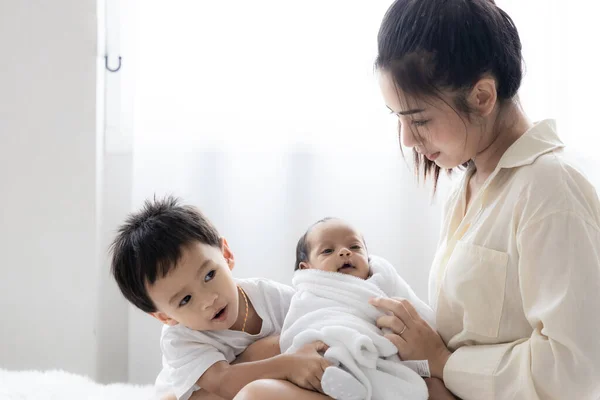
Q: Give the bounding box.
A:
[295,218,370,279]
[111,196,241,332]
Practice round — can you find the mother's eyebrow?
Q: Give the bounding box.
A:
[387,105,426,116]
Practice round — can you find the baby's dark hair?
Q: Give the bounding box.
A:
[294,217,368,271]
[110,195,221,312]
[375,0,523,189]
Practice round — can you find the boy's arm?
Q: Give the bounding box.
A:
[188,389,226,400]
[178,336,281,400]
[198,357,288,399]
[198,341,330,400]
[232,335,280,365]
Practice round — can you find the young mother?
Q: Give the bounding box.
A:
[370,0,600,399]
[207,0,600,399]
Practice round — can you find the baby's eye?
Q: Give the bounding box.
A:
[322,249,333,255]
[350,245,361,250]
[204,270,216,282]
[179,295,191,307]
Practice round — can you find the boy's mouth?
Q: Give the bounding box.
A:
[212,305,228,321]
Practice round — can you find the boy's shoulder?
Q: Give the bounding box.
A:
[159,317,248,358]
[236,277,295,300]
[159,320,210,342]
[236,276,280,286]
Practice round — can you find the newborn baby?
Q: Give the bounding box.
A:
[280,218,436,400]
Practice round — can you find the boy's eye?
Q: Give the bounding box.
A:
[204,270,216,282]
[179,295,191,307]
[322,249,333,255]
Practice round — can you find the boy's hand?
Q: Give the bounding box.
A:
[285,341,331,393]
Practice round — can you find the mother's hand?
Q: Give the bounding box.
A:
[369,297,451,379]
[425,378,459,400]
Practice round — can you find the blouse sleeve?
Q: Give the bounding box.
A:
[444,211,600,399]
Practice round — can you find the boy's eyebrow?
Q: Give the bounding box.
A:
[168,259,212,305]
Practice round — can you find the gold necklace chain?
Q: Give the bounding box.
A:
[238,285,249,333]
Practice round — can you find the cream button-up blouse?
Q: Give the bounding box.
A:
[429,120,600,399]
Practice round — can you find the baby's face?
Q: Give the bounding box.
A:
[146,240,240,331]
[301,219,370,279]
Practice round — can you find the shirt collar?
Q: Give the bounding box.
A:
[497,119,565,169]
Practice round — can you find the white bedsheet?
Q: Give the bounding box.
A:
[0,369,155,400]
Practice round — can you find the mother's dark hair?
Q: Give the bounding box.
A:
[375,0,523,187]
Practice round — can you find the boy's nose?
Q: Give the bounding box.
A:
[203,292,218,309]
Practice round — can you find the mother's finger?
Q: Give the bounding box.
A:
[392,297,424,323]
[376,315,407,334]
[384,333,409,353]
[370,297,415,326]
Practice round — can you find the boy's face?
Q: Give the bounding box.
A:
[301,219,370,279]
[147,239,240,331]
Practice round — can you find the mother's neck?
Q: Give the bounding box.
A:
[472,100,532,183]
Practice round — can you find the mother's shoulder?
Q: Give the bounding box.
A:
[509,147,600,223]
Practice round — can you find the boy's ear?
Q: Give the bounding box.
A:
[220,237,235,271]
[299,261,310,270]
[150,311,178,326]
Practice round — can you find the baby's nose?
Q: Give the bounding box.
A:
[338,248,351,256]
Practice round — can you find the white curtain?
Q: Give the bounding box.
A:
[111,0,599,383]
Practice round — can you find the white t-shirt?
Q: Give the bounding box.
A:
[154,278,295,400]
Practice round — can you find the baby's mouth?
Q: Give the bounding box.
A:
[338,262,355,272]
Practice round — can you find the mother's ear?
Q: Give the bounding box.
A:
[468,77,498,117]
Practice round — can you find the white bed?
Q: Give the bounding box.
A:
[0,369,156,400]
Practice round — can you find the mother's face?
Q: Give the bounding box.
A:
[378,70,483,170]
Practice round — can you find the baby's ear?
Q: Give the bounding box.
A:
[299,261,310,270]
[150,311,178,326]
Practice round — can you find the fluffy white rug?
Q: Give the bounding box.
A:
[0,369,156,400]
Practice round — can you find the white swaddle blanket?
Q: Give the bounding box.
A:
[280,255,436,400]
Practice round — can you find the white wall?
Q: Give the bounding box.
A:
[0,0,102,378]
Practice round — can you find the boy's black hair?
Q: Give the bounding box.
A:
[294,217,368,271]
[110,195,221,312]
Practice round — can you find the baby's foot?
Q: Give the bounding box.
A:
[321,366,368,400]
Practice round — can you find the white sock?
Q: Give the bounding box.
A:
[321,366,368,400]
